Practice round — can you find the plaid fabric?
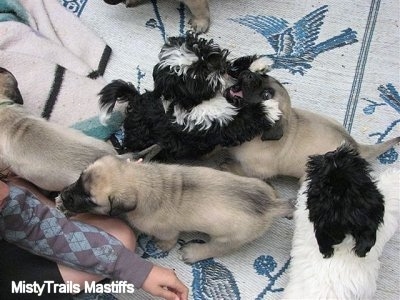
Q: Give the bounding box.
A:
[0,185,152,288]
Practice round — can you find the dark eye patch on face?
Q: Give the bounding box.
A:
[261,87,275,100]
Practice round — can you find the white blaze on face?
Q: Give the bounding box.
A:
[262,99,281,123]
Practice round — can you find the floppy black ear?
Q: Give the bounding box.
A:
[7,85,24,105]
[153,64,177,96]
[0,67,24,104]
[261,119,284,140]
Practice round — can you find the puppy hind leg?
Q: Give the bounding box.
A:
[315,229,338,258]
[153,231,180,251]
[183,0,210,33]
[249,57,274,74]
[353,229,377,257]
[178,236,247,264]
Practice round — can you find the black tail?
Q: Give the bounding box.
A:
[99,80,138,124]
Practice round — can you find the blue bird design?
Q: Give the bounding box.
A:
[59,0,88,17]
[137,234,170,259]
[231,5,358,75]
[191,258,241,300]
[378,83,400,113]
[177,239,240,299]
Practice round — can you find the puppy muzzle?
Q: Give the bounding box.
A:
[60,183,97,213]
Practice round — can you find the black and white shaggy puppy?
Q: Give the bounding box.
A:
[284,144,400,299]
[99,33,282,161]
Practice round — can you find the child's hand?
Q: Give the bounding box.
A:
[141,265,188,300]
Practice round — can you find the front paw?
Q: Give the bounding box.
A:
[178,244,207,264]
[261,126,283,141]
[155,238,178,252]
[189,17,210,33]
[320,246,334,258]
[354,241,374,257]
[249,57,273,74]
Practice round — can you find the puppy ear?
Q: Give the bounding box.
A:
[6,85,24,105]
[109,196,137,216]
[0,67,24,104]
[261,119,284,141]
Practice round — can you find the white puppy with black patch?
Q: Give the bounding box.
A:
[284,145,400,299]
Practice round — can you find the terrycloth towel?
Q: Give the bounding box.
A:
[0,0,123,139]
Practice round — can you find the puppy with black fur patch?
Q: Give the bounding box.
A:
[104,0,212,33]
[284,144,400,299]
[0,67,117,191]
[222,71,400,180]
[60,155,292,263]
[99,33,282,161]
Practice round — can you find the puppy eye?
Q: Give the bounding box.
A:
[262,88,275,100]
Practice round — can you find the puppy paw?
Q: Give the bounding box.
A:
[189,17,210,33]
[54,196,75,218]
[178,244,204,264]
[354,239,374,257]
[155,238,178,252]
[249,57,273,74]
[320,247,334,258]
[178,243,211,264]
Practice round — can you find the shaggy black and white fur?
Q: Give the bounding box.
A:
[99,32,282,161]
[284,144,399,299]
[306,144,385,258]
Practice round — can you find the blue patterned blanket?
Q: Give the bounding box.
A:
[19,0,400,299]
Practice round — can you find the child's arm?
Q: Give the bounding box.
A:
[0,184,188,299]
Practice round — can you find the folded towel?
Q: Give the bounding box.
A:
[0,0,122,140]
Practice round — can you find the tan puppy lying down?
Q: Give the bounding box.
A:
[60,155,292,263]
[0,67,116,191]
[221,71,400,180]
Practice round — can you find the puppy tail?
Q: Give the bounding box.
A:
[99,80,139,125]
[358,136,400,160]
